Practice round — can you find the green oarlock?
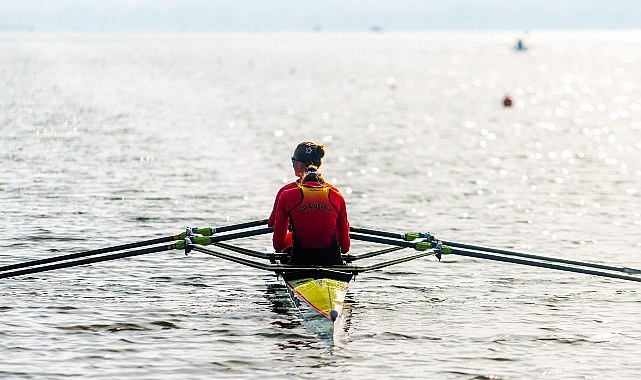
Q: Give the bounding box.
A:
[414,241,432,251]
[404,232,420,241]
[177,227,214,239]
[190,236,212,246]
[174,236,212,251]
[191,227,214,236]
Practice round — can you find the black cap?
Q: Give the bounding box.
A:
[291,142,324,166]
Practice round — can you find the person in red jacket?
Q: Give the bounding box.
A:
[268,141,326,227]
[272,166,350,266]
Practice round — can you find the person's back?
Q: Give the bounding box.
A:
[272,167,350,265]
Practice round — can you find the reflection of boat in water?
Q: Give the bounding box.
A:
[264,283,302,330]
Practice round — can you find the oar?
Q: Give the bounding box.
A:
[0,220,269,274]
[0,225,274,280]
[0,235,178,273]
[351,228,641,282]
[441,240,641,275]
[351,227,641,275]
[449,247,641,283]
[0,244,177,279]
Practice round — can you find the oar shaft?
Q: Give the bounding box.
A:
[215,219,268,232]
[0,235,177,273]
[209,227,273,242]
[451,248,641,283]
[0,244,175,279]
[1,220,271,274]
[191,219,269,236]
[443,240,640,274]
[350,227,404,240]
[350,233,421,249]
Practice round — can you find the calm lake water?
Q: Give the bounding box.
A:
[1,30,641,379]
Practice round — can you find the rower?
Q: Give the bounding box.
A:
[272,166,350,266]
[268,141,341,257]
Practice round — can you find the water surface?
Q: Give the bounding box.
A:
[1,31,641,379]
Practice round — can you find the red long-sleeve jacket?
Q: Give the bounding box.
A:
[272,182,350,253]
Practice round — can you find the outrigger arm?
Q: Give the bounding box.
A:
[183,235,440,274]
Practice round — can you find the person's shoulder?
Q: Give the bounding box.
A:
[281,181,299,191]
[277,186,303,208]
[327,183,342,193]
[279,184,303,199]
[327,184,345,199]
[276,181,299,195]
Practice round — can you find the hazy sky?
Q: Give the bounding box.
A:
[2,0,641,32]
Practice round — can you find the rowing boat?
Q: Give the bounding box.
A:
[281,269,352,338]
[2,219,641,341]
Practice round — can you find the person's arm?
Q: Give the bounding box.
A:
[334,192,350,253]
[272,194,291,252]
[268,188,283,227]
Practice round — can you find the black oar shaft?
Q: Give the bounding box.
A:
[213,219,268,233]
[0,244,175,279]
[444,240,640,274]
[451,248,641,283]
[0,220,271,274]
[209,227,273,242]
[350,227,404,240]
[350,233,418,249]
[0,235,176,273]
